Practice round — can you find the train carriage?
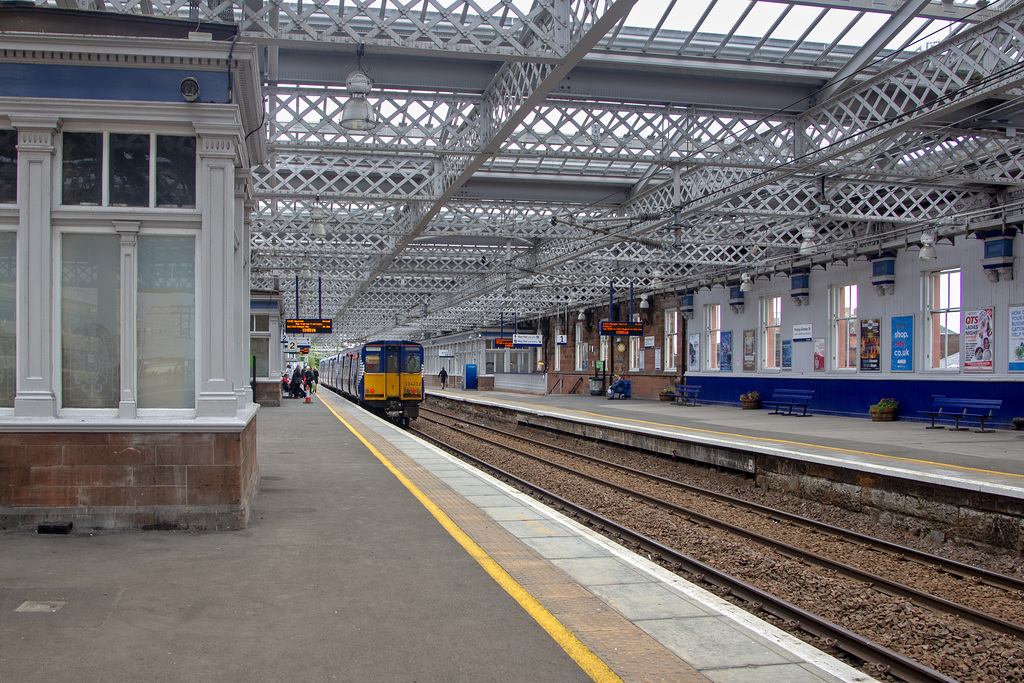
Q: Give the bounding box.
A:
[321,340,423,425]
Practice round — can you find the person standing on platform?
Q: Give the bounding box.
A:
[312,367,319,393]
[438,367,448,390]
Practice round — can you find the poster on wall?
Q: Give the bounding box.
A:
[813,338,825,370]
[720,331,733,371]
[687,333,699,372]
[859,318,881,371]
[654,347,662,371]
[1011,306,1024,372]
[782,340,792,369]
[743,329,755,371]
[793,323,812,342]
[964,308,994,372]
[891,315,914,372]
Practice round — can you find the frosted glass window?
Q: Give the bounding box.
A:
[138,236,195,409]
[0,130,15,204]
[62,132,102,205]
[61,234,121,408]
[110,133,149,207]
[251,337,269,378]
[0,231,15,407]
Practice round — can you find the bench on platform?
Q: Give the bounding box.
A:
[762,389,814,416]
[665,384,700,406]
[920,397,1002,433]
[609,380,631,400]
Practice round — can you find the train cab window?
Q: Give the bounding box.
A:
[386,347,400,373]
[364,354,381,373]
[404,352,421,374]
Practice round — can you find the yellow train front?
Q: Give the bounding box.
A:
[322,340,423,426]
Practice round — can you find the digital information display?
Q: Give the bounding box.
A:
[599,320,644,336]
[495,338,514,348]
[285,318,333,334]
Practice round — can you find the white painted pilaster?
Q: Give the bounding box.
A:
[114,221,140,419]
[11,116,60,418]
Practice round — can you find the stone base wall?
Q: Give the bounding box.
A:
[254,379,282,407]
[0,417,259,531]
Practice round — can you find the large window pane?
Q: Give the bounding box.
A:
[61,234,120,408]
[0,130,16,204]
[110,133,149,207]
[62,132,102,205]
[156,136,196,207]
[138,236,195,409]
[0,232,15,406]
[251,337,269,378]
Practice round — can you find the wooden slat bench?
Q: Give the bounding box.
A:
[762,389,814,416]
[664,384,700,406]
[920,397,1002,433]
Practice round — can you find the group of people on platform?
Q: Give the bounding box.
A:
[282,363,318,399]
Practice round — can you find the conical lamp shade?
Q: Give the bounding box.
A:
[340,96,377,131]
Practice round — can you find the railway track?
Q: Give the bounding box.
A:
[413,408,1024,683]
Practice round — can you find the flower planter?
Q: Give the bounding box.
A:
[659,394,674,402]
[740,399,761,410]
[870,406,897,421]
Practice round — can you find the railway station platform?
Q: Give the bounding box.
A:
[0,390,871,683]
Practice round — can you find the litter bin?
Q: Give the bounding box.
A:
[589,377,605,396]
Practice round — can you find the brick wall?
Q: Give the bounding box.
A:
[0,418,259,531]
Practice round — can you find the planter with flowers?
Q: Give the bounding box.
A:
[659,388,676,402]
[740,390,761,410]
[870,397,899,421]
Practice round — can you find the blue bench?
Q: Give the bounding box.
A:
[763,389,813,416]
[920,398,1002,433]
[665,384,700,406]
[609,380,631,400]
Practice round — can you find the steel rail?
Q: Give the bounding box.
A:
[417,412,1024,640]
[421,406,1024,593]
[410,424,959,683]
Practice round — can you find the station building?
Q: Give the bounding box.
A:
[0,8,265,530]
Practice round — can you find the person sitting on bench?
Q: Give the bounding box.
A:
[608,375,630,399]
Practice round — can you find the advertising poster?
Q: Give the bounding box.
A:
[891,315,913,372]
[782,340,792,369]
[813,338,825,371]
[720,331,733,371]
[964,308,994,372]
[743,329,755,371]
[1011,306,1024,372]
[859,318,881,371]
[687,333,699,372]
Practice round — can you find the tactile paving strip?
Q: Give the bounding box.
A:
[339,406,709,683]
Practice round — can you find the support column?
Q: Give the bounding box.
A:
[195,130,240,418]
[235,171,254,409]
[115,221,140,419]
[11,116,60,418]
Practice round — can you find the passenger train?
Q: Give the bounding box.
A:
[319,340,424,425]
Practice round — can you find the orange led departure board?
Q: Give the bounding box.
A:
[599,320,644,336]
[495,338,514,348]
[285,318,333,334]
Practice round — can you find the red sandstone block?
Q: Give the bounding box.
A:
[169,443,215,466]
[79,486,133,507]
[31,465,132,488]
[0,466,31,487]
[0,445,61,467]
[134,486,187,506]
[5,486,80,507]
[214,433,242,465]
[64,444,156,467]
[186,465,242,505]
[133,465,187,487]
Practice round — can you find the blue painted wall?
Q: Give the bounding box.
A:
[687,375,1022,426]
[0,64,230,104]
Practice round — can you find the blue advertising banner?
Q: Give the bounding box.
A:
[782,340,792,369]
[891,315,914,372]
[720,331,733,371]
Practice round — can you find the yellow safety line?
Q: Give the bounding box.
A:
[457,394,1024,481]
[318,393,622,683]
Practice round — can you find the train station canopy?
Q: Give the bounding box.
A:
[27,0,1024,349]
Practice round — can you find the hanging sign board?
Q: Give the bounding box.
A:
[285,318,333,334]
[495,338,514,348]
[513,334,542,347]
[599,321,644,336]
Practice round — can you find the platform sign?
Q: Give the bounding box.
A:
[283,338,310,354]
[285,318,333,334]
[512,334,542,347]
[495,338,514,348]
[599,320,643,336]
